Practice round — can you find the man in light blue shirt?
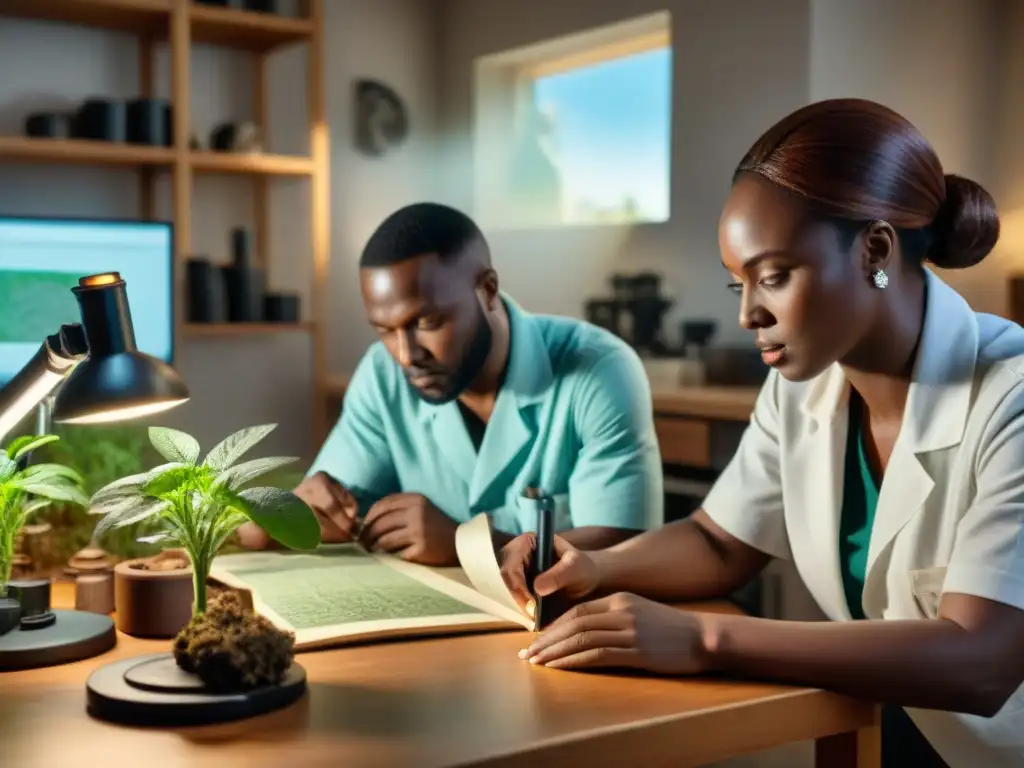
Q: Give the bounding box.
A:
[239,203,662,565]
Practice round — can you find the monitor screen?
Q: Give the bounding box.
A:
[0,216,174,384]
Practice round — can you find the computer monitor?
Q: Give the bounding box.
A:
[0,215,174,385]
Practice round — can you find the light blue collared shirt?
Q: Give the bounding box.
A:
[310,295,663,534]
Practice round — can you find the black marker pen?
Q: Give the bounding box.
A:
[522,486,554,629]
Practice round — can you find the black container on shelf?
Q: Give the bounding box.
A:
[72,99,126,142]
[264,293,300,323]
[186,258,228,323]
[244,0,278,12]
[24,112,73,139]
[222,228,265,322]
[127,98,172,146]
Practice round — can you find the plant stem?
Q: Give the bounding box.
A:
[192,560,208,615]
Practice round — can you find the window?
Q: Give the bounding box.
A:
[473,13,672,230]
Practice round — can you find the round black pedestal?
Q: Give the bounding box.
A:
[86,652,307,727]
[0,609,116,671]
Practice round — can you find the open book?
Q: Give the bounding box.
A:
[208,513,535,651]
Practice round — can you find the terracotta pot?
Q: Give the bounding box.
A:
[113,551,194,639]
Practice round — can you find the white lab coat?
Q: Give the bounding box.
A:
[702,268,1024,767]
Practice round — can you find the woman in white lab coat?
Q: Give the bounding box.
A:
[500,98,1024,767]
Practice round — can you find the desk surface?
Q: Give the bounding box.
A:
[649,385,759,421]
[323,374,760,423]
[1,584,874,768]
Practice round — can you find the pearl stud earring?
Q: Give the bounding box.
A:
[871,269,889,289]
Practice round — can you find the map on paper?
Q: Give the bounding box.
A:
[214,546,478,630]
[209,516,533,651]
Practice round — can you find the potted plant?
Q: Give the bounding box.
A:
[88,423,320,692]
[0,434,89,634]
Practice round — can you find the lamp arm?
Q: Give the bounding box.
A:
[0,325,89,445]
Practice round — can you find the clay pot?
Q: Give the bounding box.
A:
[114,551,194,638]
[66,544,115,578]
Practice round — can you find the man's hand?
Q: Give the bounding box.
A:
[359,493,458,566]
[237,471,358,550]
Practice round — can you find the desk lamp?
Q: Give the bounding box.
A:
[0,272,189,671]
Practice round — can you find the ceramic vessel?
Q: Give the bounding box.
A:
[113,551,193,638]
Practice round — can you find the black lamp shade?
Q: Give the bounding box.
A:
[50,272,190,424]
[52,352,189,424]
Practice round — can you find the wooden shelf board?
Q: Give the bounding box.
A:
[1,0,171,35]
[183,322,313,337]
[0,136,174,167]
[189,4,313,51]
[190,150,314,176]
[0,2,312,51]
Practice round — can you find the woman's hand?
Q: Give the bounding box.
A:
[518,592,711,674]
[499,533,602,614]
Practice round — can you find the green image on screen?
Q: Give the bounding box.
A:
[222,547,479,630]
[0,270,80,342]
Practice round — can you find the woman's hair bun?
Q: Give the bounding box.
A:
[926,174,1000,270]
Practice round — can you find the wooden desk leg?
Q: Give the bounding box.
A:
[814,722,881,768]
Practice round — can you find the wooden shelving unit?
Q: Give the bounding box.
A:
[0,135,175,167]
[190,149,313,176]
[183,322,313,337]
[0,0,331,450]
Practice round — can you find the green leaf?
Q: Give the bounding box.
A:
[214,455,298,491]
[22,498,53,517]
[91,462,185,503]
[0,455,18,484]
[136,532,172,545]
[21,463,84,486]
[143,466,195,497]
[230,486,320,551]
[89,493,153,517]
[6,435,59,461]
[12,480,89,507]
[203,425,276,471]
[149,427,201,465]
[94,499,170,539]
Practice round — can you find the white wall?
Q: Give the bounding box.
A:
[317,0,441,372]
[435,0,1010,341]
[436,0,812,349]
[990,0,1024,286]
[810,0,1006,314]
[0,0,440,462]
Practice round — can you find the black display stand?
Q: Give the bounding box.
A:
[0,609,116,671]
[86,652,307,727]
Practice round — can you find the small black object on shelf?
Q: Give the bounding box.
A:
[24,112,73,139]
[586,272,673,355]
[186,258,228,323]
[210,122,238,151]
[194,0,280,11]
[244,0,278,12]
[72,98,126,142]
[681,320,717,349]
[222,228,265,323]
[127,98,173,147]
[264,293,300,323]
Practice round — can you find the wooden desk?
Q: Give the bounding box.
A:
[1,584,878,768]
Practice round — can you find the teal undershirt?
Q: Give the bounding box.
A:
[838,392,949,767]
[839,391,879,620]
